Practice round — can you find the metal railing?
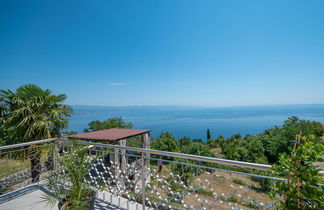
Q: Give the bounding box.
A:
[0,140,56,193]
[0,138,322,209]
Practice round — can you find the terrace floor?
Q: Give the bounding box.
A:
[0,187,55,210]
[0,184,145,210]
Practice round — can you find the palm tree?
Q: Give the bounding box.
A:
[0,84,72,182]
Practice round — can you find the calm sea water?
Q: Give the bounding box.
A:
[67,104,324,140]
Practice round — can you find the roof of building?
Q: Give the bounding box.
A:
[69,128,151,141]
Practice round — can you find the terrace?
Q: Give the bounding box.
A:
[0,133,322,209]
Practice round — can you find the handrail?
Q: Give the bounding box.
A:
[0,138,56,150]
[57,138,271,170]
[1,137,323,175]
[55,138,324,175]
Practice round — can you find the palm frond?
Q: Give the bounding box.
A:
[1,84,71,142]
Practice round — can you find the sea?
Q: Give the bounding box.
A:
[67,104,324,140]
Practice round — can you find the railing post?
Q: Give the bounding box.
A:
[141,151,146,210]
[119,139,127,195]
[54,139,63,169]
[114,146,120,184]
[120,139,127,173]
[158,155,162,172]
[141,132,150,210]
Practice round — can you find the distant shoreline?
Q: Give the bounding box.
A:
[68,103,324,109]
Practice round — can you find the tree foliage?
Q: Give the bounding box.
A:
[62,131,78,136]
[178,136,191,146]
[44,144,98,209]
[83,117,143,147]
[270,135,324,209]
[171,159,196,185]
[220,117,324,164]
[152,132,179,153]
[0,84,72,144]
[207,135,225,149]
[0,84,72,182]
[83,116,133,132]
[260,116,324,163]
[180,142,214,157]
[207,129,211,140]
[192,139,203,143]
[221,134,268,164]
[0,118,10,146]
[218,117,324,193]
[172,142,214,185]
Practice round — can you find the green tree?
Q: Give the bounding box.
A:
[0,102,6,145]
[270,135,324,209]
[261,116,324,163]
[244,136,267,163]
[62,131,78,135]
[178,136,191,146]
[181,142,214,157]
[0,114,11,146]
[171,159,196,185]
[0,124,8,146]
[172,143,214,184]
[192,139,203,143]
[126,136,143,148]
[83,116,133,132]
[221,134,248,161]
[207,136,222,149]
[44,144,97,209]
[220,134,270,192]
[0,84,72,182]
[223,135,267,163]
[152,132,179,153]
[219,117,324,164]
[83,117,142,147]
[215,135,226,148]
[207,129,211,140]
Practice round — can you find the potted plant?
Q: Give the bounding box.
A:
[43,143,98,210]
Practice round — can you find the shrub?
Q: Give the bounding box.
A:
[270,135,324,209]
[233,178,247,186]
[43,144,99,209]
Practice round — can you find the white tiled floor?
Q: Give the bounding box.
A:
[0,189,56,210]
[0,186,145,210]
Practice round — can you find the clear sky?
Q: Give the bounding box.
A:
[1,0,324,106]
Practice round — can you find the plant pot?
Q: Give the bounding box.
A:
[58,191,95,210]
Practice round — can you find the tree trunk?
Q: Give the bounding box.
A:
[45,151,54,171]
[31,150,41,183]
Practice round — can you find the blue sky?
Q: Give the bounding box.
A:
[1,0,324,106]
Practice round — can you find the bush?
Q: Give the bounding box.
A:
[178,136,191,146]
[171,143,215,184]
[251,175,273,192]
[171,159,196,185]
[152,132,179,153]
[83,116,133,132]
[270,135,324,209]
[233,178,247,186]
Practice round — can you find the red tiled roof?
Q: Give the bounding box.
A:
[69,128,151,141]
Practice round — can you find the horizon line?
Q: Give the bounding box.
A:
[67,103,324,108]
